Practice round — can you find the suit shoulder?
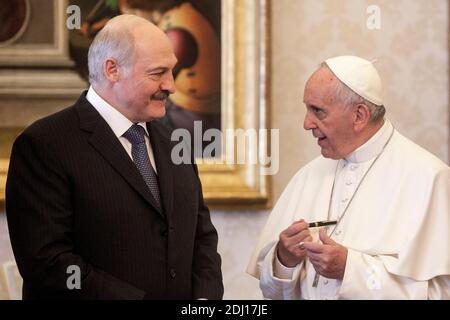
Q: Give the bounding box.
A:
[15,105,79,149]
[21,105,77,139]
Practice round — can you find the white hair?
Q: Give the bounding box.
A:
[88,15,150,85]
[321,63,386,123]
[334,78,386,122]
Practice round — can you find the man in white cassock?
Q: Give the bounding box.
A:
[247,55,450,299]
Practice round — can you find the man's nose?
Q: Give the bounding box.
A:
[303,112,316,130]
[162,72,176,94]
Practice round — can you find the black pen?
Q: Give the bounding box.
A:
[308,220,337,228]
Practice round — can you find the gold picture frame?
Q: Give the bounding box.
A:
[0,0,271,208]
[198,0,271,207]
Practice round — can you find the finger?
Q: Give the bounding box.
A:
[308,258,322,270]
[290,229,311,244]
[302,241,324,253]
[307,254,325,268]
[307,258,323,273]
[319,228,336,245]
[284,233,311,252]
[279,232,310,252]
[306,251,323,262]
[298,236,313,246]
[296,235,313,250]
[283,220,309,237]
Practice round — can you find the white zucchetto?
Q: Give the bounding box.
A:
[325,55,383,106]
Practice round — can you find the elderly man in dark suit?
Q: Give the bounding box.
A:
[5,14,223,300]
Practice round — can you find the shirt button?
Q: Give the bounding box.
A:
[345,180,353,186]
[324,279,329,285]
[341,197,349,202]
[350,165,358,171]
[335,230,342,235]
[170,268,176,279]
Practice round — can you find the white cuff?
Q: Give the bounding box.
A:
[274,253,298,280]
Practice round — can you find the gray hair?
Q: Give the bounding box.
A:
[334,79,386,123]
[88,15,149,85]
[321,63,386,123]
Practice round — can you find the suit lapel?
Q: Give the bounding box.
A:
[76,94,164,216]
[147,121,173,223]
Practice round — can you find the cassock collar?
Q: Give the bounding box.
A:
[344,119,393,163]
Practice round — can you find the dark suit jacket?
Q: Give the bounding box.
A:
[5,93,223,299]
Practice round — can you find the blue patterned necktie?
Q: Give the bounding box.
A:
[123,124,161,209]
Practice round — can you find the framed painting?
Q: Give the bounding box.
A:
[0,0,271,208]
[197,0,271,207]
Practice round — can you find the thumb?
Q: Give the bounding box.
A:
[319,228,336,245]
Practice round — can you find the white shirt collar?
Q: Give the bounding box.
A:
[344,119,393,163]
[86,86,149,138]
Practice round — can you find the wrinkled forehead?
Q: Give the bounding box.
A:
[304,67,340,103]
[305,67,339,94]
[307,67,338,88]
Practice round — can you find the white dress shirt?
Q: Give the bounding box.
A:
[86,86,157,173]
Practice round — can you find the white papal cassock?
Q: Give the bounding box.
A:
[247,120,450,299]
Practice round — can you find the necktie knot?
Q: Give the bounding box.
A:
[123,124,146,145]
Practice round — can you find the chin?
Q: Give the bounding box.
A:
[149,109,166,120]
[321,149,339,160]
[147,102,166,119]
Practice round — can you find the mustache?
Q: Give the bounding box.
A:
[152,91,170,100]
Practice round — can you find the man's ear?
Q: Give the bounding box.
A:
[104,58,119,82]
[353,103,370,132]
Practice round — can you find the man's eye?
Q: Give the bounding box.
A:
[312,107,322,114]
